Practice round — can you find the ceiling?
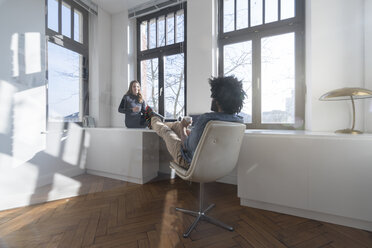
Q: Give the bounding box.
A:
[91,0,154,14]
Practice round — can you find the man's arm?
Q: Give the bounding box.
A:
[180,127,189,147]
[182,114,209,152]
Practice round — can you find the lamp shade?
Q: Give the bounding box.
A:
[319,87,372,101]
[318,87,372,134]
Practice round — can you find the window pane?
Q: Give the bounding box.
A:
[236,0,248,30]
[176,10,184,43]
[140,21,148,51]
[164,53,185,119]
[166,13,174,45]
[74,9,83,43]
[141,59,159,112]
[251,0,263,27]
[149,18,156,49]
[261,32,295,124]
[158,16,165,47]
[223,0,234,32]
[265,0,278,23]
[281,0,295,20]
[48,42,82,122]
[48,0,58,32]
[224,41,252,123]
[62,2,71,38]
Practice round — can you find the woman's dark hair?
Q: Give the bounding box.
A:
[209,76,246,114]
[126,80,143,103]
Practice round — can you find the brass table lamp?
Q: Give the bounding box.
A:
[319,87,372,134]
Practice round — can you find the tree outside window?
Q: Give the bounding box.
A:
[219,0,305,129]
[137,4,186,120]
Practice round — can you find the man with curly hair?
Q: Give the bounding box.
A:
[145,76,246,170]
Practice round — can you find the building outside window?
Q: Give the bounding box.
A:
[137,3,187,120]
[218,0,305,129]
[46,0,89,123]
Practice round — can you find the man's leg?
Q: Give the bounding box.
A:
[164,121,184,138]
[151,117,189,169]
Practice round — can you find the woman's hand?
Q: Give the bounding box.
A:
[132,106,140,112]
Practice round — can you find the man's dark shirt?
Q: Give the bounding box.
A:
[181,112,243,163]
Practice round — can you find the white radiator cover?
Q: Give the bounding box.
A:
[237,130,372,231]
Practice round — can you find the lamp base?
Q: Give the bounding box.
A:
[335,129,363,134]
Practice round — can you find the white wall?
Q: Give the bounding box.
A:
[365,0,372,132]
[89,12,100,126]
[89,8,112,127]
[90,8,132,128]
[0,0,86,211]
[306,0,365,132]
[111,10,130,127]
[186,0,218,115]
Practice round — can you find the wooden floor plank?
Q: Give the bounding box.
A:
[292,234,332,248]
[82,211,100,246]
[138,238,150,248]
[278,220,325,247]
[70,218,89,248]
[324,222,372,248]
[45,233,64,248]
[57,228,75,248]
[235,220,276,248]
[95,206,110,237]
[239,213,288,248]
[232,235,255,248]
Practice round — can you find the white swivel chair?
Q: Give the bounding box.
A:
[170,120,246,238]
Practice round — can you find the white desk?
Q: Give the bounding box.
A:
[237,130,372,231]
[85,128,159,184]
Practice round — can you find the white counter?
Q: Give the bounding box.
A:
[85,128,159,184]
[237,130,372,231]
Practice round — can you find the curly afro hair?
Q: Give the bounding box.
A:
[209,76,246,114]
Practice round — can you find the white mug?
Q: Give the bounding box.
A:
[184,116,192,124]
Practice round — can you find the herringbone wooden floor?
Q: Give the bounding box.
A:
[1,174,372,248]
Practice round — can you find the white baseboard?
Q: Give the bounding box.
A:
[241,198,372,232]
[217,174,237,185]
[36,167,85,188]
[86,169,157,184]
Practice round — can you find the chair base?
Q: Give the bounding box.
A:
[176,203,234,238]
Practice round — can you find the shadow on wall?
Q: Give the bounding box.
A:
[0,32,90,211]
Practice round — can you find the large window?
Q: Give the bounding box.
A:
[46,0,89,123]
[137,3,187,120]
[219,0,305,129]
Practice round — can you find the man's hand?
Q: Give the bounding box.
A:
[186,129,191,136]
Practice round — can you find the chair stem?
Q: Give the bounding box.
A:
[199,183,204,212]
[175,182,234,238]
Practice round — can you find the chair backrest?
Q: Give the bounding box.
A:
[183,120,246,183]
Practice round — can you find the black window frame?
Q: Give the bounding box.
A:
[136,3,187,120]
[45,0,89,124]
[218,0,305,129]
